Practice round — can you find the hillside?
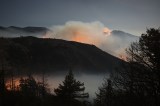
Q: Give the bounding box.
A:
[0,36,126,74]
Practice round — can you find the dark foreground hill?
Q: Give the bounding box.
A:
[0,36,126,74]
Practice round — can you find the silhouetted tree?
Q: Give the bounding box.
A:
[0,41,10,106]
[126,28,160,105]
[40,70,48,98]
[112,28,160,106]
[54,70,89,105]
[19,75,38,97]
[19,75,49,97]
[94,78,114,106]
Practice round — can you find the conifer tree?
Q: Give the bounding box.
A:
[94,79,113,106]
[54,70,89,100]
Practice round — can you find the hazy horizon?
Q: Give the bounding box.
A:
[0,0,159,36]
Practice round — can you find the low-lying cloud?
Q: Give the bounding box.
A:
[43,21,138,58]
[44,21,111,46]
[0,21,138,58]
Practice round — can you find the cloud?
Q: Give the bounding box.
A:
[44,21,111,46]
[43,21,138,58]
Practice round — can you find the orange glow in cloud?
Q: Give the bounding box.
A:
[119,54,127,61]
[72,35,89,43]
[71,30,100,45]
[47,21,111,48]
[103,27,111,36]
[72,31,89,43]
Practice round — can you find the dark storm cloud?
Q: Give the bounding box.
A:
[0,0,159,35]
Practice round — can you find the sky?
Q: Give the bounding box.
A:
[0,0,159,36]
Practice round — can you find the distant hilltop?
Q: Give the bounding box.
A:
[0,26,50,37]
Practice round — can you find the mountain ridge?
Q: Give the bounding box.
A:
[0,36,126,74]
[0,26,139,61]
[0,26,138,37]
[0,26,49,37]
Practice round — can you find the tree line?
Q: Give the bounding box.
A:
[0,28,160,106]
[94,28,160,106]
